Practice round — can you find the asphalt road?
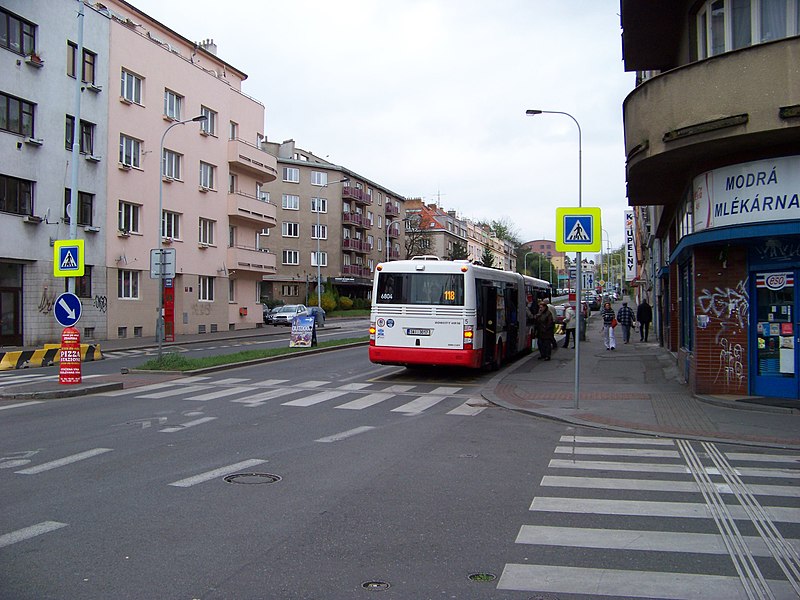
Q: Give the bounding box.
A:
[2,346,798,599]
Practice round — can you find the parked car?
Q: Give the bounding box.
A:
[271,304,308,326]
[554,305,566,328]
[307,306,326,327]
[262,305,276,324]
[583,293,601,311]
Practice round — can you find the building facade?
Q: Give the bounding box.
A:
[621,0,800,401]
[260,140,405,305]
[0,1,110,346]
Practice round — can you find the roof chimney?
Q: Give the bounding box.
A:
[198,38,217,55]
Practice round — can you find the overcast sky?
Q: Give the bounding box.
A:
[129,0,635,249]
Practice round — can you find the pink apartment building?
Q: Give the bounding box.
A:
[102,1,278,339]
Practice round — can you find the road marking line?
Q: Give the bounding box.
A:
[381,384,415,393]
[337,383,372,391]
[0,521,68,549]
[496,564,795,598]
[249,379,290,387]
[0,401,44,411]
[429,386,462,395]
[159,416,217,433]
[15,448,112,475]
[315,426,375,443]
[548,458,689,474]
[208,377,251,385]
[446,401,486,416]
[391,395,447,414]
[168,459,267,487]
[137,385,208,399]
[541,475,800,497]
[296,380,329,388]
[231,388,297,404]
[99,382,178,397]
[282,391,348,407]
[189,386,253,401]
[554,446,681,458]
[726,453,800,464]
[559,434,675,445]
[336,393,393,410]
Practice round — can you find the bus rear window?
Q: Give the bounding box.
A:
[377,273,464,305]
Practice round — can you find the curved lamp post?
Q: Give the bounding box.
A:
[526,108,582,408]
[157,114,207,360]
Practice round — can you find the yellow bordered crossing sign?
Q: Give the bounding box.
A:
[53,239,85,277]
[555,207,602,252]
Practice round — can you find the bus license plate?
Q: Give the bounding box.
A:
[407,328,431,336]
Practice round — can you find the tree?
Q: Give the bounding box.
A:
[449,241,468,260]
[480,246,495,268]
[490,218,521,245]
[403,213,433,259]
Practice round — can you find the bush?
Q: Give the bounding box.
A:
[353,298,369,310]
[338,296,354,310]
[321,293,337,312]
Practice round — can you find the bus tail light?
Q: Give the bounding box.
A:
[463,325,474,349]
[369,322,376,345]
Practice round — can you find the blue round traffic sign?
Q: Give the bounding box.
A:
[54,292,82,327]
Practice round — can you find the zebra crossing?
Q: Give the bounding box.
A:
[497,434,800,599]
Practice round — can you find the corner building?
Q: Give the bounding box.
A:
[621,1,800,401]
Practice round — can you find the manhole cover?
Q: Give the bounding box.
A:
[468,572,497,582]
[362,580,390,590]
[223,473,281,484]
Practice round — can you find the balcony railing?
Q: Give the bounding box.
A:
[227,191,277,227]
[385,204,400,216]
[226,244,277,274]
[342,264,370,278]
[227,137,278,182]
[342,238,369,253]
[342,186,372,205]
[342,212,364,227]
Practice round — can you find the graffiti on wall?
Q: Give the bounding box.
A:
[191,303,211,316]
[93,295,107,313]
[697,278,749,390]
[37,286,58,314]
[753,238,800,262]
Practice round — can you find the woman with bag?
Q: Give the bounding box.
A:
[534,301,554,361]
[562,304,576,348]
[600,301,616,350]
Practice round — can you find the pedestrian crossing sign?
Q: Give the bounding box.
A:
[53,239,85,277]
[555,207,602,252]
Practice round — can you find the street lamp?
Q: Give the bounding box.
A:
[523,251,534,275]
[315,176,349,310]
[157,114,207,360]
[526,108,582,409]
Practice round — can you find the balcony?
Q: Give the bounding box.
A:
[342,264,370,278]
[227,191,277,227]
[342,186,371,205]
[342,212,364,227]
[386,224,400,239]
[226,245,277,275]
[388,248,401,260]
[342,238,369,253]
[227,138,278,182]
[385,203,400,217]
[623,37,800,207]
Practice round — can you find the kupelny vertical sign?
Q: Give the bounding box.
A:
[624,210,637,282]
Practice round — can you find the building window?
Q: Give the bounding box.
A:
[282,167,299,183]
[161,210,180,240]
[65,115,94,155]
[162,149,182,180]
[229,120,238,140]
[118,200,140,233]
[67,41,96,84]
[257,185,269,202]
[679,261,694,351]
[199,162,215,189]
[282,249,299,265]
[200,105,216,135]
[119,134,141,168]
[198,276,214,301]
[164,89,182,120]
[71,265,92,298]
[228,279,235,303]
[1,8,36,56]
[311,224,327,240]
[118,269,139,299]
[120,69,143,104]
[0,174,33,216]
[63,189,93,226]
[281,284,299,296]
[310,171,328,186]
[282,222,299,237]
[228,173,237,193]
[199,217,215,245]
[282,194,299,210]
[0,92,34,137]
[311,197,327,213]
[310,251,327,267]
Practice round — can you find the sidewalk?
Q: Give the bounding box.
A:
[483,329,800,451]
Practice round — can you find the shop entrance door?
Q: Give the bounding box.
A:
[752,271,799,400]
[0,288,22,346]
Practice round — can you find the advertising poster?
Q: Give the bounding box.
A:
[624,210,637,281]
[290,316,317,348]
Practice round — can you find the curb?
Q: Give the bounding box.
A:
[0,381,123,400]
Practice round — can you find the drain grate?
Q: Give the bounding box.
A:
[362,580,390,591]
[223,473,281,485]
[468,572,497,582]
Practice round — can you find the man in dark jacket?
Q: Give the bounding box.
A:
[636,298,653,342]
[616,301,635,344]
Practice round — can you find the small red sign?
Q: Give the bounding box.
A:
[59,326,82,385]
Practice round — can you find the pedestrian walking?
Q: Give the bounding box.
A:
[534,301,554,361]
[616,301,635,344]
[600,301,616,350]
[545,298,558,352]
[562,304,576,348]
[636,298,653,342]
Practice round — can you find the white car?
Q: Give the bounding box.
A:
[271,304,308,326]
